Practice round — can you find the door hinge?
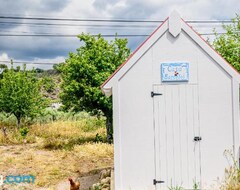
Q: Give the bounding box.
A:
[151,91,163,97]
[153,179,165,185]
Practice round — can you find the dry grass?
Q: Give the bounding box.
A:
[31,120,107,150]
[32,119,105,137]
[0,127,34,145]
[0,119,113,188]
[0,119,107,148]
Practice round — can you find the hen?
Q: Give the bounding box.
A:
[68,178,80,190]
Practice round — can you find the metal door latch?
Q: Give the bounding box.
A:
[153,179,165,185]
[151,91,163,97]
[194,136,202,141]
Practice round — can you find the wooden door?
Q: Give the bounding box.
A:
[153,84,201,190]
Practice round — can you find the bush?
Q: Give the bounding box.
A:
[19,127,29,138]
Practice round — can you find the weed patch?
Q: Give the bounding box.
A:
[219,150,240,190]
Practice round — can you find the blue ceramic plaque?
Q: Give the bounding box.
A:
[161,63,189,82]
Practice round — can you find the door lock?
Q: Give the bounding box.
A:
[194,136,202,141]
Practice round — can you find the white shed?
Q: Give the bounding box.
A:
[101,11,240,190]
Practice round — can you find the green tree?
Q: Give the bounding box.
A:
[212,14,240,71]
[59,33,130,142]
[0,64,48,127]
[41,76,55,93]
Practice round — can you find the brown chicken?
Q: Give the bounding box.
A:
[68,178,80,190]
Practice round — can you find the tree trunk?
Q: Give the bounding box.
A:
[106,115,113,144]
[16,116,21,128]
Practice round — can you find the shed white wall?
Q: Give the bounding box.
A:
[116,48,156,190]
[197,46,234,187]
[112,28,239,189]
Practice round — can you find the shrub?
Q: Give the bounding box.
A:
[19,127,29,138]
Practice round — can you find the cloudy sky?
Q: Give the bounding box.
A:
[0,0,239,69]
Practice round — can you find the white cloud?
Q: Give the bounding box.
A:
[0,53,9,61]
